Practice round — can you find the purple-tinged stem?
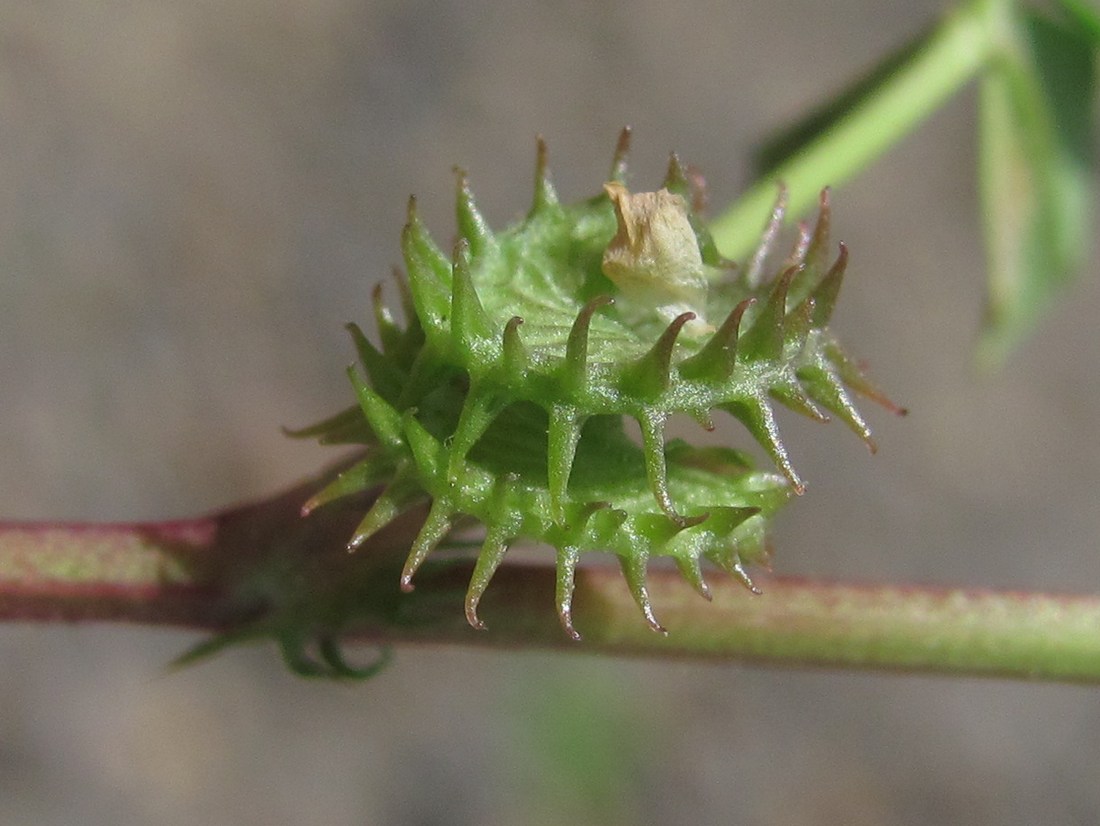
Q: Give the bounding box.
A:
[2,467,1099,682]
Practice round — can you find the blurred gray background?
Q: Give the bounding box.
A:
[2,1,1099,823]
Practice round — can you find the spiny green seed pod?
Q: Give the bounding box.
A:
[293,129,902,639]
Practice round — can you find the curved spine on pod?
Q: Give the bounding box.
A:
[292,132,903,638]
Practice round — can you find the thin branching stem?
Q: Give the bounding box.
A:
[709,0,1011,258]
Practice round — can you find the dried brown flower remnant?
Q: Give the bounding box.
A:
[602,181,710,328]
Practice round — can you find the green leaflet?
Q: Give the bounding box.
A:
[1059,0,1100,45]
[978,6,1097,364]
[299,131,899,638]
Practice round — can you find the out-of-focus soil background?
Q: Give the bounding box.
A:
[2,1,1099,823]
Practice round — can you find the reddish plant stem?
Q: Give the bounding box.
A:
[3,472,1100,682]
[0,519,225,627]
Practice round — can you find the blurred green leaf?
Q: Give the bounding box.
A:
[978,8,1096,364]
[1059,0,1100,43]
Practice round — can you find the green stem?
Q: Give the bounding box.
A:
[709,0,1011,258]
[564,571,1100,682]
[3,469,1099,682]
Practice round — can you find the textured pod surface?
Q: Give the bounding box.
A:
[297,130,900,637]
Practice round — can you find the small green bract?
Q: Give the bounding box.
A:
[295,130,900,639]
